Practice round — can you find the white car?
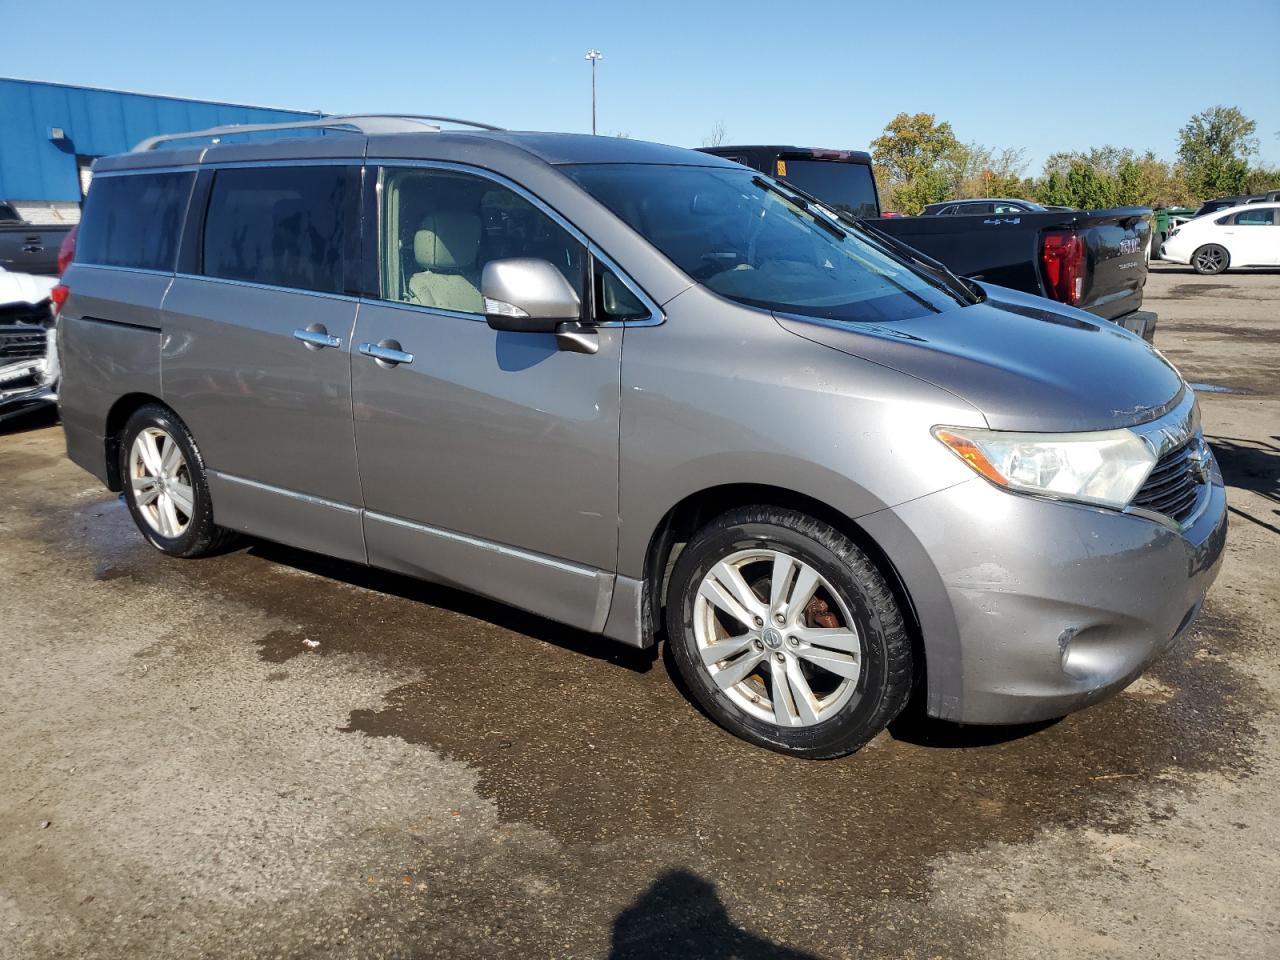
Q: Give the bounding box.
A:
[1160,203,1280,274]
[0,266,60,422]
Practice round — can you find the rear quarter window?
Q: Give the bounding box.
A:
[201,166,347,294]
[77,172,194,271]
[777,160,879,219]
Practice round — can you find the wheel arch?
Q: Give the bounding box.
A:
[640,483,925,686]
[102,392,166,491]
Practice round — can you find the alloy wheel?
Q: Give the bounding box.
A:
[129,427,194,538]
[1194,246,1226,273]
[693,548,862,727]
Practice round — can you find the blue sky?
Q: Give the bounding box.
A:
[7,0,1279,172]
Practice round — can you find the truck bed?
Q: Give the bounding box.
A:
[870,208,1153,323]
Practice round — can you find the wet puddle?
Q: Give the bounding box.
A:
[1190,382,1253,395]
[25,467,1268,905]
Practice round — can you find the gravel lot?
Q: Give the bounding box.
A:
[1,263,1277,959]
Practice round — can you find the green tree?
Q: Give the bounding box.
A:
[1035,171,1070,207]
[951,143,1028,199]
[1245,166,1280,194]
[870,113,963,214]
[1033,147,1190,209]
[1115,157,1144,206]
[1065,161,1119,210]
[1177,106,1258,198]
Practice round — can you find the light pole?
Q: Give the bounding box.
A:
[584,49,603,135]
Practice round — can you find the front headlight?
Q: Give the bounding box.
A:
[933,426,1156,509]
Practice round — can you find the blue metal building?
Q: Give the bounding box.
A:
[0,77,320,209]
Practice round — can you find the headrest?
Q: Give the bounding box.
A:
[414,210,481,272]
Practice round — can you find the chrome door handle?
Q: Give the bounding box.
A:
[293,327,341,349]
[359,341,414,366]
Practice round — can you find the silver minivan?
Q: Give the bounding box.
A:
[57,116,1227,758]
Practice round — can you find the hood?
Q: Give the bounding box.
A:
[774,282,1184,432]
[0,267,58,308]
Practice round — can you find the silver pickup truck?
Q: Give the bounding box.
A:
[0,202,74,276]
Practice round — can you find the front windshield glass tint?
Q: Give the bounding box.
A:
[564,164,963,323]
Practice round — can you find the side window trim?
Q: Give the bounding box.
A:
[368,159,662,327]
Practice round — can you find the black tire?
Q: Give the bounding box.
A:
[666,506,914,759]
[119,404,237,558]
[1191,243,1229,275]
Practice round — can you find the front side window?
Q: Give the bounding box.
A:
[201,166,346,294]
[379,168,585,314]
[594,263,649,322]
[565,164,965,324]
[78,172,194,271]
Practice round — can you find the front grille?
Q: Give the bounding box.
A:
[0,328,48,363]
[1132,441,1201,524]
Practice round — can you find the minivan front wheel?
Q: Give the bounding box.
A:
[666,506,913,759]
[120,404,236,558]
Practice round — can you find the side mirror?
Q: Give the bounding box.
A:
[482,258,581,334]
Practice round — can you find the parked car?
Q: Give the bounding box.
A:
[700,146,1158,341]
[0,266,60,422]
[0,201,75,276]
[1190,193,1280,218]
[60,118,1225,758]
[1160,203,1280,274]
[922,198,1049,215]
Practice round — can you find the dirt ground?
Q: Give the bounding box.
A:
[1,263,1277,959]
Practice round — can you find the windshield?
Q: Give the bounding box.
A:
[564,164,964,323]
[779,159,879,219]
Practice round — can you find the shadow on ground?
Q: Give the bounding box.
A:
[1210,434,1280,536]
[610,870,819,959]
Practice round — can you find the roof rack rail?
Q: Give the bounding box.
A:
[132,113,504,152]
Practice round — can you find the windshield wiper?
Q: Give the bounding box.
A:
[756,177,980,305]
[750,176,846,242]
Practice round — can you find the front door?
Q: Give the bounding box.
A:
[350,165,623,632]
[162,163,365,561]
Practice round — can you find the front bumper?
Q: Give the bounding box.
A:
[0,325,58,422]
[0,383,56,422]
[863,457,1227,725]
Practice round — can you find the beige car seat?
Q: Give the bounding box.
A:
[407,210,484,313]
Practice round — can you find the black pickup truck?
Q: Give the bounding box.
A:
[0,202,74,276]
[699,146,1157,341]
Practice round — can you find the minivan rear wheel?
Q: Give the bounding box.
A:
[119,404,236,558]
[666,506,913,759]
